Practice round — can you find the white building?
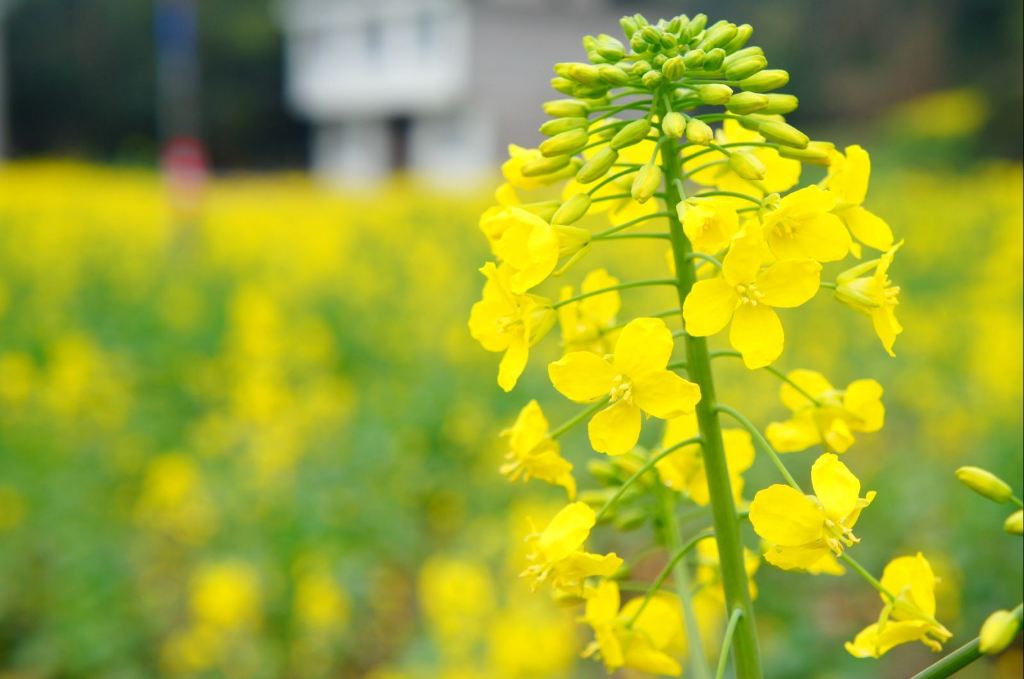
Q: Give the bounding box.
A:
[279,0,661,186]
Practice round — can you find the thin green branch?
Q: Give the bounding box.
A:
[687,252,723,268]
[548,398,611,440]
[628,526,717,627]
[711,351,823,406]
[715,608,746,679]
[551,278,677,310]
[594,436,704,522]
[716,403,802,491]
[591,211,672,239]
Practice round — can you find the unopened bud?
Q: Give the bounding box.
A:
[723,24,753,52]
[554,225,591,257]
[573,84,609,99]
[550,77,576,96]
[610,118,652,150]
[596,34,626,62]
[662,55,686,81]
[620,16,639,38]
[956,466,1014,503]
[576,146,618,183]
[631,163,662,203]
[662,112,686,139]
[778,141,834,165]
[698,84,733,105]
[682,13,707,39]
[725,55,768,81]
[659,33,677,49]
[566,62,602,86]
[539,128,589,157]
[739,69,790,92]
[540,117,587,136]
[979,609,1021,655]
[682,49,705,69]
[613,507,648,531]
[756,120,808,148]
[587,459,620,486]
[698,22,737,51]
[518,200,560,222]
[598,64,630,86]
[521,153,572,177]
[1005,510,1023,535]
[686,118,714,145]
[579,488,615,512]
[760,94,799,114]
[729,151,766,180]
[726,91,769,114]
[703,48,726,71]
[630,60,652,76]
[652,54,668,68]
[551,193,592,225]
[641,25,661,45]
[630,32,649,54]
[723,46,764,65]
[543,99,588,118]
[641,70,664,88]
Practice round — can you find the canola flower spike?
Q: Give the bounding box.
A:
[765,369,885,454]
[749,453,876,572]
[500,400,576,498]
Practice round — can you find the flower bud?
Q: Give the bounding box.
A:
[609,119,652,150]
[620,16,639,38]
[631,163,662,203]
[685,118,714,145]
[760,94,799,115]
[596,34,626,61]
[661,112,686,139]
[518,200,560,222]
[666,16,683,35]
[543,99,588,118]
[551,193,592,225]
[597,64,630,86]
[572,84,608,99]
[576,146,618,183]
[682,49,705,68]
[1005,509,1023,535]
[540,117,588,136]
[641,70,664,88]
[778,141,834,165]
[652,54,668,68]
[539,128,589,157]
[723,46,764,65]
[979,609,1021,655]
[521,153,572,177]
[550,77,578,96]
[756,120,809,148]
[723,24,753,52]
[662,55,686,81]
[630,60,652,76]
[956,466,1014,503]
[725,55,768,81]
[728,150,766,180]
[703,48,726,71]
[587,459,620,486]
[566,62,602,86]
[739,69,790,92]
[613,507,648,531]
[641,25,661,45]
[579,488,615,512]
[554,225,591,257]
[726,91,769,114]
[697,84,733,105]
[659,32,677,49]
[682,13,707,40]
[630,32,649,54]
[698,21,737,51]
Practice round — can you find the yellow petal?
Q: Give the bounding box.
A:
[881,553,938,619]
[537,502,595,562]
[498,332,529,392]
[779,369,834,412]
[612,317,674,378]
[756,260,821,308]
[588,399,642,455]
[844,620,934,659]
[763,543,835,572]
[663,412,700,448]
[838,206,893,252]
[729,303,784,369]
[843,379,885,432]
[749,484,825,546]
[826,144,870,208]
[768,212,850,262]
[548,351,616,402]
[723,428,755,474]
[765,414,822,452]
[633,370,701,420]
[579,268,621,325]
[683,277,738,336]
[508,400,549,453]
[494,209,560,293]
[810,453,861,522]
[584,579,620,626]
[872,306,902,357]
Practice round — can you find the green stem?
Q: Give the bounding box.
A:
[628,524,715,627]
[662,130,764,679]
[604,308,680,332]
[715,608,746,679]
[711,351,823,406]
[911,604,1024,679]
[692,190,763,205]
[595,232,671,241]
[839,553,894,600]
[591,211,672,239]
[548,398,610,440]
[551,278,676,310]
[688,252,723,268]
[716,404,801,491]
[594,436,703,522]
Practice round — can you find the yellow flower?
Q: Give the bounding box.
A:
[694,539,761,601]
[765,370,884,454]
[558,268,621,354]
[581,579,686,676]
[762,185,851,262]
[189,560,262,630]
[682,119,801,196]
[548,318,701,455]
[834,241,903,356]
[469,262,555,392]
[502,144,572,190]
[680,196,741,253]
[655,412,754,505]
[683,228,821,369]
[750,453,876,572]
[845,553,952,658]
[499,400,577,498]
[823,145,894,254]
[521,502,623,595]
[488,207,560,293]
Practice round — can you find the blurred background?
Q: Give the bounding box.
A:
[0,1,1021,678]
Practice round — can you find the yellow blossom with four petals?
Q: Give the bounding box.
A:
[822,144,894,255]
[521,502,623,596]
[499,400,576,498]
[655,412,754,505]
[834,241,904,356]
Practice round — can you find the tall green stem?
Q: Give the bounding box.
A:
[662,131,764,678]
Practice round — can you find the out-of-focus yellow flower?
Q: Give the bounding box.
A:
[683,119,801,196]
[294,563,350,632]
[419,556,495,658]
[581,579,686,676]
[762,185,851,262]
[655,412,754,505]
[558,268,621,354]
[886,87,989,139]
[765,369,884,454]
[548,318,700,455]
[189,560,262,631]
[834,241,903,356]
[823,145,893,255]
[684,228,820,368]
[469,262,555,392]
[499,400,576,497]
[845,553,952,658]
[134,453,217,544]
[521,502,622,596]
[487,604,577,677]
[750,453,875,572]
[695,539,760,601]
[679,196,741,254]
